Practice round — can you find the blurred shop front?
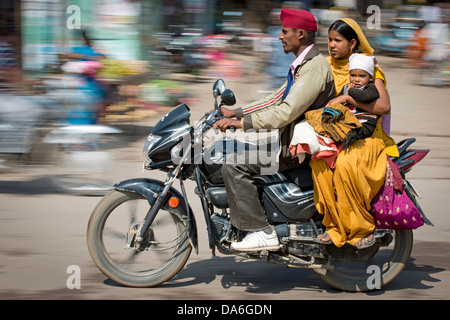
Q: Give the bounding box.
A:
[1,0,223,123]
[2,0,219,77]
[19,0,158,76]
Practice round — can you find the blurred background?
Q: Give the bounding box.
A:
[0,0,449,194]
[1,1,450,300]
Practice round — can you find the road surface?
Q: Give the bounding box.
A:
[1,56,449,302]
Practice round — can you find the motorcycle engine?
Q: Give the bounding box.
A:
[210,213,231,242]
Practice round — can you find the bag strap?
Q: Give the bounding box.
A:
[387,156,403,192]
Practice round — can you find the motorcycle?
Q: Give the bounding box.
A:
[87,80,432,292]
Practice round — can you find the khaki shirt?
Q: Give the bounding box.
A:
[234,45,335,161]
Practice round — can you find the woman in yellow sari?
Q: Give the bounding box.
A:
[313,19,398,248]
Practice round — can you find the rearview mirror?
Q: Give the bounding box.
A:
[213,79,226,98]
[221,89,236,106]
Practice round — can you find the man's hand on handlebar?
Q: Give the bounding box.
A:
[212,118,241,132]
[220,107,235,118]
[207,106,235,118]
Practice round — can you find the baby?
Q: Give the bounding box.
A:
[299,54,382,155]
[340,53,380,147]
[344,53,380,105]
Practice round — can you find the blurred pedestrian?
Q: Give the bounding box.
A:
[60,29,110,124]
[0,30,22,84]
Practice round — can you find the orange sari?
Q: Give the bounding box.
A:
[311,125,387,247]
[311,18,397,247]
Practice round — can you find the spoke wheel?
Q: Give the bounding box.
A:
[315,229,413,292]
[87,190,192,287]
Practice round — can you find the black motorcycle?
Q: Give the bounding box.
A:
[87,80,432,291]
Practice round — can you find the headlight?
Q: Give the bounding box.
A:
[142,134,161,159]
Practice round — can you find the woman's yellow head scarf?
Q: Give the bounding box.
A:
[327,18,386,95]
[327,18,398,157]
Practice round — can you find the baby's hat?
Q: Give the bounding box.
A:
[349,53,377,77]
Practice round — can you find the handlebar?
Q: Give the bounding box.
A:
[200,113,236,134]
[204,115,226,127]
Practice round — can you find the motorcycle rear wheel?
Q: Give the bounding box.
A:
[315,229,413,292]
[87,190,192,287]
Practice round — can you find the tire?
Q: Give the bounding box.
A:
[87,190,192,287]
[314,229,413,292]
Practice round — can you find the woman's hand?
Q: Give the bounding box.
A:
[212,118,241,132]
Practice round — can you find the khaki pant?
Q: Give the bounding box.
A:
[221,152,296,231]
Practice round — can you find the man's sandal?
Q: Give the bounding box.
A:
[355,233,375,249]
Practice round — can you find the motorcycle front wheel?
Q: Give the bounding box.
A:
[87,190,192,287]
[314,229,413,292]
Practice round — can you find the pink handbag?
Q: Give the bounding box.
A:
[371,158,425,230]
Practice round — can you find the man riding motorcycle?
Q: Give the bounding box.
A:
[212,9,335,252]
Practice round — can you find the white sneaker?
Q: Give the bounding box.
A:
[230,229,279,252]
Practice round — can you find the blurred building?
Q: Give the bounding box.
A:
[1,0,222,80]
[15,0,160,77]
[1,0,448,82]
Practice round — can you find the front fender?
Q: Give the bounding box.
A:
[114,178,198,253]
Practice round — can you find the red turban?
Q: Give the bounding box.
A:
[280,9,317,32]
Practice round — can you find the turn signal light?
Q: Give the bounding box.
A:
[168,197,179,208]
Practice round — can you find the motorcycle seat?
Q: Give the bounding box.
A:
[254,166,313,188]
[284,166,314,188]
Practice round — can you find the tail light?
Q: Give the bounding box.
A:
[397,149,430,173]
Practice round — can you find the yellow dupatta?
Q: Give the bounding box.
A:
[327,18,386,95]
[327,18,398,157]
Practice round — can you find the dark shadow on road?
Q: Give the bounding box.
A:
[100,240,448,297]
[372,241,448,295]
[101,255,330,295]
[0,176,61,195]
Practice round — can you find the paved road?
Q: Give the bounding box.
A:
[0,56,449,301]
